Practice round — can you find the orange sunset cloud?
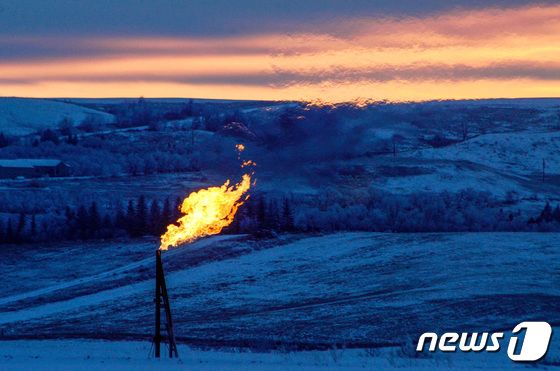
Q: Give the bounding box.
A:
[1,3,559,102]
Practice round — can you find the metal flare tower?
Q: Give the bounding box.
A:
[154,249,179,358]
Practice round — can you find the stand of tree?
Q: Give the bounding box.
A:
[0,194,297,244]
[528,202,560,231]
[1,194,558,245]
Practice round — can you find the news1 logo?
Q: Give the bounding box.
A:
[416,321,552,362]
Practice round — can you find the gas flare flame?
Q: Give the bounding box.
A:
[159,144,254,250]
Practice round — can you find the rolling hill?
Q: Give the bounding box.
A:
[0,97,114,136]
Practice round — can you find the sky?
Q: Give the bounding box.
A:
[0,0,559,102]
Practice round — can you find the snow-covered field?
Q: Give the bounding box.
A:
[414,131,560,176]
[1,338,551,370]
[0,97,113,135]
[1,233,559,368]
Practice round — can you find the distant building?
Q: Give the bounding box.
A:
[0,159,71,179]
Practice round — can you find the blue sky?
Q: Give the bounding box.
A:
[0,1,549,37]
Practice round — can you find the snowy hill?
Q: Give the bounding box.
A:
[363,127,560,212]
[414,131,560,176]
[0,98,114,136]
[0,233,558,367]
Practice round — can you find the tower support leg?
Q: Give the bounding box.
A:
[154,249,178,358]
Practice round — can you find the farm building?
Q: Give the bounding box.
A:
[0,159,71,179]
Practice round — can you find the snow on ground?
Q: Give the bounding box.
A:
[0,338,551,370]
[0,172,211,212]
[339,155,559,215]
[0,233,560,370]
[328,126,560,210]
[414,131,560,176]
[0,232,558,368]
[0,98,113,136]
[368,158,528,197]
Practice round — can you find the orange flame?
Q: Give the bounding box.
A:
[160,144,254,250]
[241,160,256,167]
[160,174,251,250]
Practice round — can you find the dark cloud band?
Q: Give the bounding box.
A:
[1,62,558,87]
